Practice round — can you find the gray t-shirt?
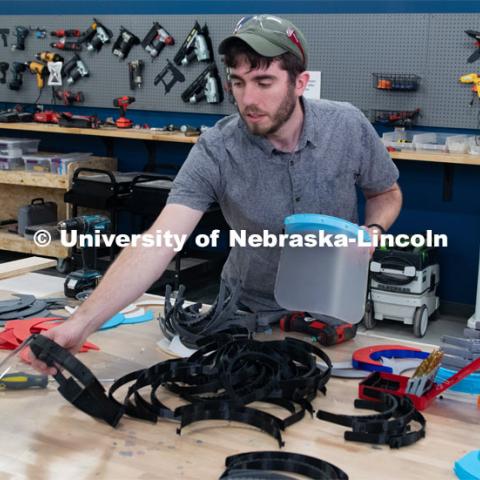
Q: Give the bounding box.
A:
[167,98,399,314]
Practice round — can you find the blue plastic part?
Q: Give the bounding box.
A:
[284,213,371,241]
[98,313,124,331]
[352,348,429,373]
[435,367,480,394]
[454,450,480,480]
[121,310,154,325]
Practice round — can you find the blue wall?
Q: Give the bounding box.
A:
[1,1,479,305]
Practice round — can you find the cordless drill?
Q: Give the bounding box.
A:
[279,312,357,346]
[57,215,111,298]
[53,88,84,106]
[36,51,64,63]
[11,26,29,51]
[113,96,135,128]
[25,60,47,89]
[0,62,9,84]
[8,62,27,90]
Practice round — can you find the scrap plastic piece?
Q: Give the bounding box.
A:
[454,450,480,480]
[352,345,429,373]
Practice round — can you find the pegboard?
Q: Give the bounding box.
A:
[0,13,479,128]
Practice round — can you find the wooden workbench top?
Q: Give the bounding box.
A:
[390,149,480,166]
[0,295,477,479]
[0,122,199,144]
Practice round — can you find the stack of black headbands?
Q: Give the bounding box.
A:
[159,282,258,348]
[30,330,333,448]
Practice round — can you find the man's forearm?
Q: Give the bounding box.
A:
[71,241,174,335]
[364,184,402,230]
[69,204,203,335]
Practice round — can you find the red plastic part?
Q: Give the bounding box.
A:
[352,344,426,373]
[359,357,480,410]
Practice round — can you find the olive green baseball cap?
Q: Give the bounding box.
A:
[218,15,308,68]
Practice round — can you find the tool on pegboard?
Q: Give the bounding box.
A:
[29,26,47,39]
[11,26,29,51]
[459,73,480,106]
[80,18,113,53]
[53,89,84,106]
[8,62,27,91]
[0,28,10,47]
[50,39,82,52]
[0,62,9,84]
[174,21,213,66]
[141,22,174,59]
[181,63,223,104]
[128,60,144,90]
[465,30,480,63]
[154,59,185,94]
[112,26,140,60]
[63,54,89,85]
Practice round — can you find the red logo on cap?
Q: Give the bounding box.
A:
[286,28,305,65]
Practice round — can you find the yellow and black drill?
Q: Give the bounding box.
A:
[24,60,47,89]
[459,73,480,105]
[35,51,64,63]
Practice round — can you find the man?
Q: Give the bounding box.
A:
[32,15,401,373]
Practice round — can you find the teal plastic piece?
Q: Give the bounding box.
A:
[98,309,154,330]
[454,450,480,480]
[435,367,480,394]
[98,313,124,331]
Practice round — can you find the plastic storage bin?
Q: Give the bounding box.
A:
[23,153,56,172]
[0,152,25,170]
[381,129,415,151]
[412,133,449,153]
[50,152,92,175]
[0,137,40,157]
[445,135,469,154]
[274,214,371,324]
[467,136,480,155]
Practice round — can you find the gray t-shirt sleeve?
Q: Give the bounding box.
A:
[166,134,223,212]
[352,109,400,193]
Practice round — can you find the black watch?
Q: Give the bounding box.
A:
[367,223,386,234]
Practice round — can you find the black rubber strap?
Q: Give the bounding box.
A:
[223,451,349,480]
[316,392,399,429]
[175,401,285,448]
[30,335,124,427]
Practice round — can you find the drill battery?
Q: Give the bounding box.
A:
[280,312,357,346]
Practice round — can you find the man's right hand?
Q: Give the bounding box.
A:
[29,318,89,375]
[28,204,204,375]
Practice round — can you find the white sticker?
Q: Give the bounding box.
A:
[304,71,321,100]
[47,62,63,86]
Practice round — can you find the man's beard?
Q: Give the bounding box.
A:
[240,85,297,136]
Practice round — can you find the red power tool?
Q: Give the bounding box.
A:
[113,96,135,128]
[280,312,357,346]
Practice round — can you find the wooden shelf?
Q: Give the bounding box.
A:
[0,228,68,258]
[390,150,480,166]
[0,170,68,189]
[0,122,198,144]
[0,155,117,259]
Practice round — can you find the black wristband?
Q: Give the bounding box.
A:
[367,223,386,234]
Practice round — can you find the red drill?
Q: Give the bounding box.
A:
[280,312,357,346]
[113,96,135,128]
